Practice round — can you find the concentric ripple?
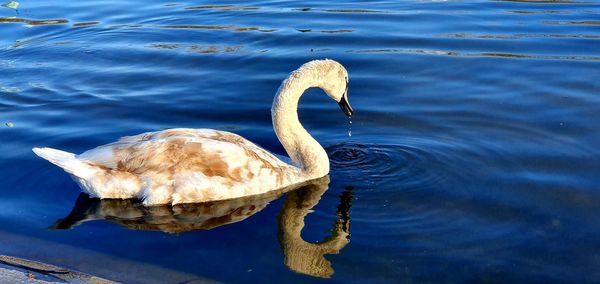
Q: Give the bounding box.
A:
[327,143,453,190]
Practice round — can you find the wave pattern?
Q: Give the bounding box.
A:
[0,0,599,283]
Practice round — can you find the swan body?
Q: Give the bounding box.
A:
[33,59,352,205]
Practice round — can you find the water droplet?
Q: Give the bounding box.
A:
[348,118,352,137]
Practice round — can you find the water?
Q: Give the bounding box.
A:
[1,0,599,282]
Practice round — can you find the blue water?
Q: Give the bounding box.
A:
[1,0,600,283]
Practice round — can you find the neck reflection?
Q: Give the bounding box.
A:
[278,179,352,278]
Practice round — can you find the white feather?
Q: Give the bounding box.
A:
[32,147,96,179]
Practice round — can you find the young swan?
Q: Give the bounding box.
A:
[32,59,353,206]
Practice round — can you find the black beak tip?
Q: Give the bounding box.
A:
[338,96,354,117]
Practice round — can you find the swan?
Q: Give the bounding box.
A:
[32,59,353,205]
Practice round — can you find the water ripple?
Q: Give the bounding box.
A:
[496,0,593,3]
[146,43,243,54]
[185,5,260,11]
[158,24,276,32]
[347,48,600,61]
[1,0,599,282]
[328,143,451,190]
[72,22,100,27]
[0,17,68,26]
[292,8,385,13]
[444,33,600,39]
[544,20,600,25]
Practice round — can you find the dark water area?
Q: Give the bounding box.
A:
[1,0,600,283]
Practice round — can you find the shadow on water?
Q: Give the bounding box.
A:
[51,176,352,279]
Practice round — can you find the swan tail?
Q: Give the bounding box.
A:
[32,147,96,179]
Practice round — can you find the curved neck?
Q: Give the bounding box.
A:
[271,71,329,179]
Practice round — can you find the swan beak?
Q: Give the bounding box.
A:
[338,94,353,117]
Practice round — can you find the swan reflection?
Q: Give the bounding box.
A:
[279,181,352,278]
[52,176,351,278]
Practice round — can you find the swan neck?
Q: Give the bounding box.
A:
[272,73,329,178]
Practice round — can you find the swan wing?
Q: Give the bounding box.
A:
[77,128,295,182]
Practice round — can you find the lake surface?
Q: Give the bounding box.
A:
[1,0,600,283]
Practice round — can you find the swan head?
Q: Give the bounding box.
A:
[303,59,353,117]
